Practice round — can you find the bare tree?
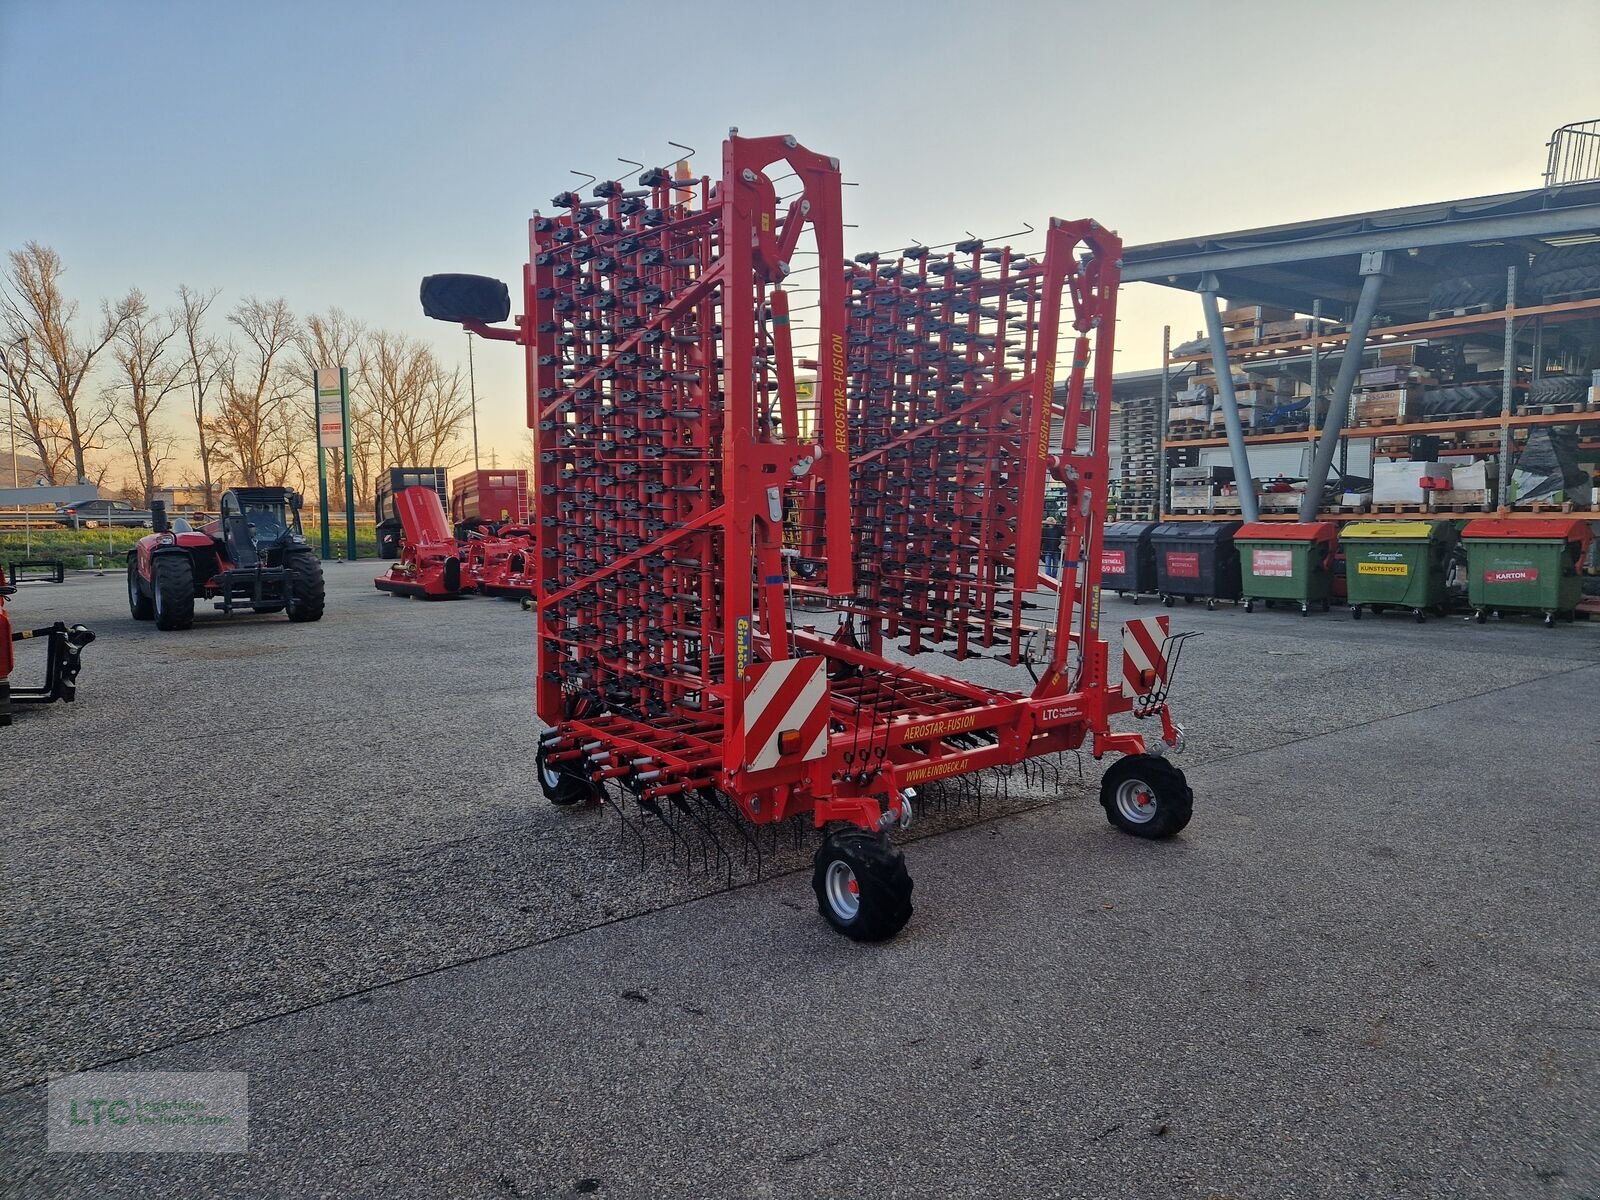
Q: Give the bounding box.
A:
[107,289,186,502]
[176,285,226,507]
[0,333,74,483]
[1,242,136,483]
[297,309,366,504]
[359,330,472,476]
[209,297,301,486]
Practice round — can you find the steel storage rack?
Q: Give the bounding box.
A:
[419,133,1195,941]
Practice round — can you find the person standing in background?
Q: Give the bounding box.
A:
[1040,516,1063,577]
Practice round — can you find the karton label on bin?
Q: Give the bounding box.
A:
[1165,551,1201,579]
[1486,567,1537,583]
[1250,549,1294,578]
[1102,549,1127,573]
[1357,561,1408,577]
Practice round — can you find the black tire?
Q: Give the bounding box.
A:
[1529,243,1600,278]
[536,742,599,806]
[420,273,511,324]
[1243,599,1254,613]
[1427,273,1507,312]
[151,554,194,631]
[1527,264,1600,297]
[1476,610,1487,624]
[286,553,325,622]
[1420,383,1501,418]
[1351,605,1361,620]
[1162,595,1174,608]
[1529,375,1589,405]
[812,830,913,942]
[127,556,154,621]
[1100,755,1193,839]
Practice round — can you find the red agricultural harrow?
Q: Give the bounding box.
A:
[421,132,1193,940]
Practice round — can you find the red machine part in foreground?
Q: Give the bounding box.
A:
[421,132,1193,941]
[1,563,96,727]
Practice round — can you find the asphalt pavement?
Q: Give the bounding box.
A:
[2,565,1597,1198]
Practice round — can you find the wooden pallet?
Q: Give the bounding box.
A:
[1353,416,1406,429]
[1427,303,1496,319]
[1520,401,1596,417]
[1539,286,1600,305]
[1427,501,1492,512]
[1167,421,1213,442]
[1370,502,1429,514]
[1513,500,1591,514]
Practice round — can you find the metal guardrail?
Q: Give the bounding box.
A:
[1545,119,1600,187]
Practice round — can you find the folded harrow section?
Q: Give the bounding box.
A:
[526,135,849,809]
[791,224,1085,665]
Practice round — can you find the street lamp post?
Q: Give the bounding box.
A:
[466,329,480,471]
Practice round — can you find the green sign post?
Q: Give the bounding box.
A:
[314,367,356,560]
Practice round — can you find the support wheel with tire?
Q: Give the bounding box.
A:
[127,557,153,621]
[1100,755,1193,839]
[286,553,325,622]
[1243,599,1254,613]
[1351,605,1361,620]
[812,829,913,942]
[536,743,599,806]
[151,555,195,631]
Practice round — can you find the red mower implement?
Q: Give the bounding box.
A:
[374,485,470,599]
[1,563,96,727]
[128,490,325,631]
[422,132,1194,940]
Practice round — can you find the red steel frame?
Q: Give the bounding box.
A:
[459,135,1179,836]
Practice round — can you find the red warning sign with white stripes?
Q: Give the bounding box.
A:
[1121,616,1170,699]
[742,656,830,771]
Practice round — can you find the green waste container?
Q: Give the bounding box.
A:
[1340,521,1455,623]
[1461,517,1594,626]
[1236,521,1338,615]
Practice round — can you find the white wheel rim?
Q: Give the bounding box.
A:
[1115,778,1159,824]
[540,760,562,790]
[824,860,861,921]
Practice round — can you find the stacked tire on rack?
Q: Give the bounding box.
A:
[1528,243,1600,302]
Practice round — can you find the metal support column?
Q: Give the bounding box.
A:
[1298,252,1391,522]
[1496,265,1518,513]
[1159,325,1172,518]
[1198,279,1258,522]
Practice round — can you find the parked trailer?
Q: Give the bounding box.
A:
[420,133,1194,940]
[451,469,529,537]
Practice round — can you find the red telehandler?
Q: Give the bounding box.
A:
[127,491,325,631]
